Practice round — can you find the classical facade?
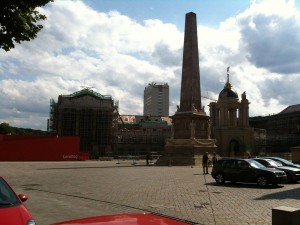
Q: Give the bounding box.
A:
[47,88,115,158]
[113,116,171,156]
[209,68,265,156]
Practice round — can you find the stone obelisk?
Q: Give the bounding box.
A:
[180,12,201,112]
[157,12,216,166]
[173,12,209,140]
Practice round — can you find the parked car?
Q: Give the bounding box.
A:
[0,176,35,225]
[253,158,300,183]
[211,158,287,187]
[260,157,300,169]
[51,213,192,225]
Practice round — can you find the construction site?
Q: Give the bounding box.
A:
[47,88,116,158]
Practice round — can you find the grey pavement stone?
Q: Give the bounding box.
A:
[0,160,300,225]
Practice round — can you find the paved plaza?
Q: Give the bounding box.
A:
[1,160,300,225]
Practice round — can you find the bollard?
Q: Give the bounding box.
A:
[272,206,300,225]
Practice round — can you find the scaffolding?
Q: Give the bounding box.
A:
[47,89,115,158]
[47,98,57,134]
[250,109,300,153]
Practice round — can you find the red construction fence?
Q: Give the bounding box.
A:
[0,134,88,161]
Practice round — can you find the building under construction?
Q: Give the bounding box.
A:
[47,88,115,158]
[250,104,300,154]
[113,115,171,157]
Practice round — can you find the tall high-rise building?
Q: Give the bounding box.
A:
[143,82,169,117]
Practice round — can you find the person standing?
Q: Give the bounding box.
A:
[246,152,252,159]
[202,152,209,174]
[212,152,218,166]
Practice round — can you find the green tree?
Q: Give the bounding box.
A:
[0,0,53,51]
[0,123,15,134]
[0,123,48,135]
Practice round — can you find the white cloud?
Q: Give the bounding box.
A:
[199,0,300,117]
[1,0,300,130]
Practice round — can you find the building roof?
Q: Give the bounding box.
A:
[118,115,172,125]
[120,115,136,123]
[218,68,239,101]
[63,88,112,100]
[279,104,300,114]
[218,87,239,100]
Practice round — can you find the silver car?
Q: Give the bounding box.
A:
[255,158,300,183]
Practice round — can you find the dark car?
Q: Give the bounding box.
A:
[211,158,287,187]
[260,157,300,169]
[253,158,300,183]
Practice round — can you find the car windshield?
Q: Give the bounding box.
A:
[0,178,20,206]
[248,160,265,168]
[266,159,282,167]
[272,157,294,166]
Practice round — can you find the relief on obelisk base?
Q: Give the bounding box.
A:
[190,120,196,139]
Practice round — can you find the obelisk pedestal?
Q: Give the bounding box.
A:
[156,12,217,166]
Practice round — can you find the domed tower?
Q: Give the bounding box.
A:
[209,67,253,157]
[216,67,240,127]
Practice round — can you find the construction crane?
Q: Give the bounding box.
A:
[113,100,125,126]
[201,95,217,102]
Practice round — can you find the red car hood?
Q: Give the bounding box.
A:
[52,213,191,225]
[0,204,32,225]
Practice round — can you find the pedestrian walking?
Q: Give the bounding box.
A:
[202,152,209,174]
[146,153,150,165]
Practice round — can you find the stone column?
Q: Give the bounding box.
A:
[231,108,237,127]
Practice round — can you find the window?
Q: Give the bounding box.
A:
[237,160,248,168]
[222,160,235,168]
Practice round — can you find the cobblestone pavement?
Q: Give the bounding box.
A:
[1,160,300,225]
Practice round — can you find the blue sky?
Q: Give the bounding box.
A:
[1,0,300,130]
[85,0,251,29]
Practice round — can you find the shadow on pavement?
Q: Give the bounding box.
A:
[37,165,144,170]
[255,187,300,200]
[205,181,285,189]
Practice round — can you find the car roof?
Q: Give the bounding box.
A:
[261,157,284,160]
[51,213,193,225]
[219,158,249,161]
[255,158,271,162]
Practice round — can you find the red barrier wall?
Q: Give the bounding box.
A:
[0,135,85,161]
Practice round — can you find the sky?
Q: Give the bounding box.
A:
[1,0,300,131]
